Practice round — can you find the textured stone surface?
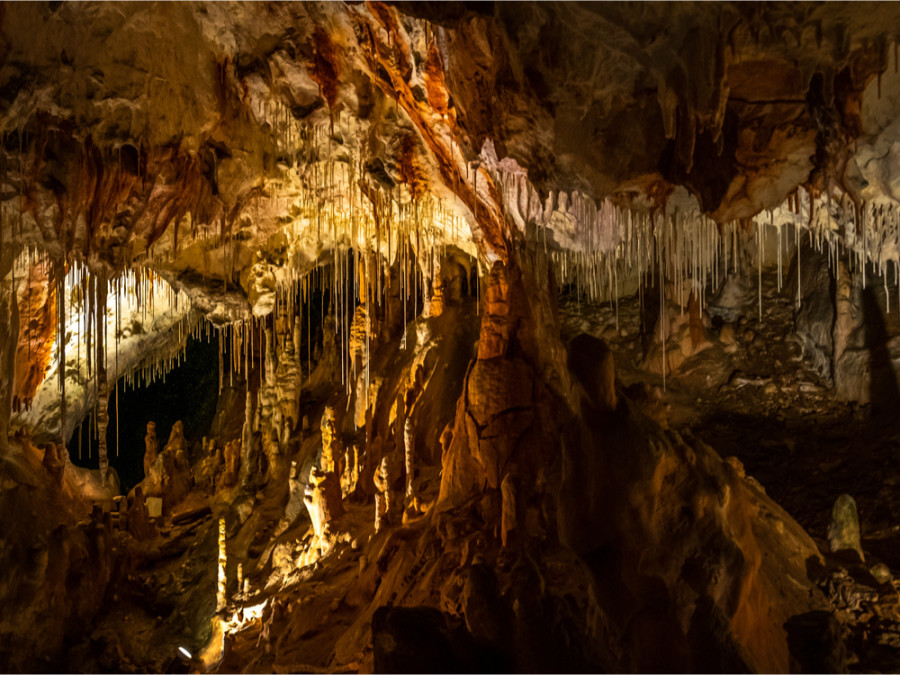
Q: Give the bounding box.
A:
[3,4,900,674]
[791,241,836,386]
[828,493,865,562]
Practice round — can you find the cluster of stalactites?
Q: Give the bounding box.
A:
[250,99,472,258]
[490,154,900,320]
[165,107,478,400]
[7,247,195,453]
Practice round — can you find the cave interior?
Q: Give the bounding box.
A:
[4,2,900,673]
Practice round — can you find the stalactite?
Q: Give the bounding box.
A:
[758,220,763,322]
[659,216,667,391]
[96,267,110,484]
[56,257,67,445]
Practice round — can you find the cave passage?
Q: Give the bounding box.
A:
[5,3,900,674]
[70,336,220,493]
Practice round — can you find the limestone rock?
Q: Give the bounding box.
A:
[642,292,712,376]
[138,420,192,510]
[870,563,892,585]
[789,242,835,386]
[477,262,511,360]
[143,422,159,478]
[303,467,343,539]
[41,442,66,487]
[218,439,242,489]
[466,359,534,427]
[303,408,345,538]
[828,493,865,563]
[719,323,736,346]
[833,261,869,403]
[559,410,829,673]
[709,274,756,323]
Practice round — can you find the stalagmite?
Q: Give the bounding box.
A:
[219,440,241,489]
[320,406,341,476]
[303,407,344,538]
[42,442,66,487]
[276,460,305,535]
[143,421,159,477]
[216,518,227,613]
[0,230,16,453]
[341,444,360,498]
[404,417,416,505]
[374,455,389,533]
[265,328,276,384]
[240,387,255,489]
[426,266,443,318]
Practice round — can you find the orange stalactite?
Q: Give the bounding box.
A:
[397,133,425,201]
[12,258,57,412]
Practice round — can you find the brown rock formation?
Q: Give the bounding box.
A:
[142,421,159,478]
[11,259,53,414]
[303,407,345,539]
[4,3,900,673]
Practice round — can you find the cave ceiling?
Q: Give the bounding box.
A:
[3,1,900,270]
[2,0,899,441]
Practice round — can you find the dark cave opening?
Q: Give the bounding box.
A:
[70,336,220,493]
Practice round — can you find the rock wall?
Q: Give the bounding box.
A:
[0,435,116,671]
[432,233,832,672]
[0,243,16,453]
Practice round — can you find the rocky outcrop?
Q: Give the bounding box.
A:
[143,422,159,479]
[433,238,833,673]
[139,420,193,512]
[0,435,116,671]
[561,403,831,672]
[642,288,714,376]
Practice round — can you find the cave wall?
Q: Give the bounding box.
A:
[3,3,900,673]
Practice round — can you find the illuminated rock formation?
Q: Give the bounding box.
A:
[5,2,900,673]
[303,407,344,539]
[217,518,227,613]
[220,439,242,489]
